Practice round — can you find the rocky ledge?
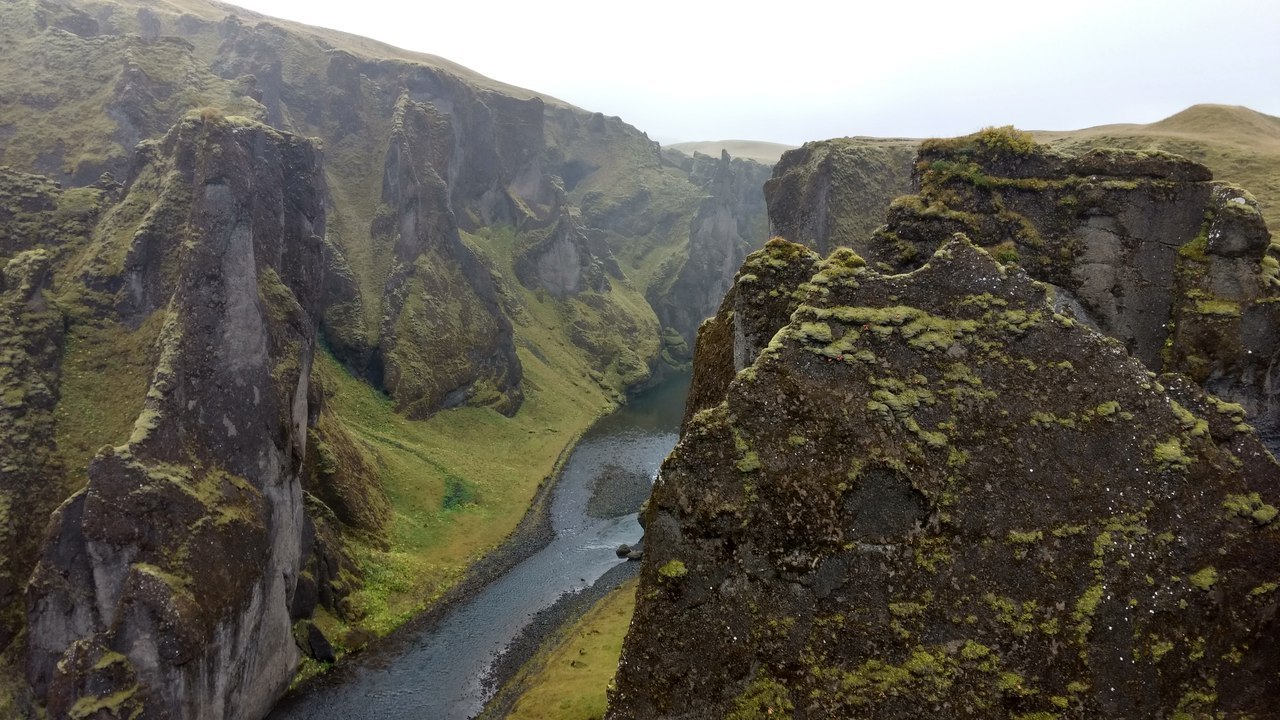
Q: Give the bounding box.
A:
[609,237,1280,719]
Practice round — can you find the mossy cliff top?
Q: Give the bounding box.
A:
[768,125,1280,458]
[609,237,1280,719]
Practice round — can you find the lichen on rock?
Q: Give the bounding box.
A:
[24,114,327,720]
[767,128,1280,456]
[609,236,1280,719]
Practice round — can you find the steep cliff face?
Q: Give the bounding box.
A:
[22,114,323,720]
[611,238,1280,719]
[765,138,918,255]
[0,0,774,713]
[875,130,1280,455]
[0,170,102,655]
[766,129,1280,456]
[653,150,773,361]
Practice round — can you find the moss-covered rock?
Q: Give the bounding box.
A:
[610,237,1280,719]
[767,128,1280,456]
[24,114,326,720]
[765,138,918,255]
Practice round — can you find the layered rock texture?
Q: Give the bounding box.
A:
[612,237,1280,719]
[765,137,918,255]
[21,114,323,720]
[615,131,1280,717]
[0,0,772,715]
[768,128,1280,456]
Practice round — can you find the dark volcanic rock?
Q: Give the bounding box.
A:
[765,138,918,255]
[610,238,1280,719]
[25,114,324,720]
[769,128,1280,457]
[682,238,821,428]
[586,463,652,519]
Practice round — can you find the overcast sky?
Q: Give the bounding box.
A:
[225,0,1280,146]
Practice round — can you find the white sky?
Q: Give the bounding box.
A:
[224,0,1280,145]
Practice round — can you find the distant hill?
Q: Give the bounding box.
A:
[668,140,798,165]
[1036,104,1280,229]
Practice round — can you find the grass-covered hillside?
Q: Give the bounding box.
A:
[1037,104,1280,230]
[0,0,772,711]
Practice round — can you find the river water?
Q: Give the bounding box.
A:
[268,375,689,719]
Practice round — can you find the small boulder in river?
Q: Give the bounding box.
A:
[587,463,654,519]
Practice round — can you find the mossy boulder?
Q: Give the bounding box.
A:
[610,238,1280,719]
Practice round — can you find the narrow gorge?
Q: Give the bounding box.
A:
[0,0,1278,718]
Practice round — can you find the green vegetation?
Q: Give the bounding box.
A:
[504,579,638,720]
[1037,104,1280,230]
[313,345,613,638]
[1188,567,1218,591]
[54,311,163,488]
[1152,438,1191,472]
[657,559,688,580]
[1223,493,1279,525]
[921,125,1039,158]
[727,673,794,720]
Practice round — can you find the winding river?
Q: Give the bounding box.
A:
[268,375,689,719]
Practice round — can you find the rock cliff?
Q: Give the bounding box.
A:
[766,128,1280,456]
[22,114,323,720]
[765,138,918,255]
[0,0,775,714]
[611,237,1280,719]
[654,150,772,365]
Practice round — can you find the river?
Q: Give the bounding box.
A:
[267,375,690,719]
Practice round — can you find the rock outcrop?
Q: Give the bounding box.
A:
[765,138,918,255]
[653,150,773,356]
[0,0,776,714]
[611,237,1280,719]
[24,114,324,720]
[768,128,1280,456]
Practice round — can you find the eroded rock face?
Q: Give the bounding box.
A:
[25,115,323,720]
[682,238,820,427]
[0,170,106,655]
[654,150,773,349]
[371,93,524,417]
[771,129,1280,456]
[611,238,1280,719]
[764,138,918,256]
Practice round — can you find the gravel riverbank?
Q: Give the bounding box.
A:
[477,560,641,719]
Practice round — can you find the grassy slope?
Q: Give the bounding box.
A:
[668,140,798,165]
[309,224,648,644]
[504,578,638,720]
[1036,104,1280,229]
[87,0,571,106]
